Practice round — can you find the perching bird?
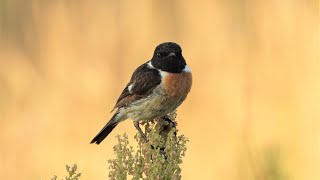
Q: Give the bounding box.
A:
[91,42,192,144]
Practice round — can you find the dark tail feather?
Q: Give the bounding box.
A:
[91,114,119,145]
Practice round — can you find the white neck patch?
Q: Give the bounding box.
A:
[147,61,155,69]
[159,70,168,78]
[183,65,191,73]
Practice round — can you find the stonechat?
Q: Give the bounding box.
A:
[91,42,192,144]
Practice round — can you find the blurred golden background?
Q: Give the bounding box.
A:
[0,0,319,179]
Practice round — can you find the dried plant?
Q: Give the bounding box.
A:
[51,164,81,180]
[108,112,189,180]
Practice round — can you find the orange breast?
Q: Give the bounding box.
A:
[163,72,192,97]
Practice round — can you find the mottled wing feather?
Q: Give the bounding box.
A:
[113,62,161,109]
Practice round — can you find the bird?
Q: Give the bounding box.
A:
[90,42,192,145]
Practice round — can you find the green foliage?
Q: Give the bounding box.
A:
[108,113,189,180]
[51,164,81,180]
[244,147,289,180]
[262,148,288,180]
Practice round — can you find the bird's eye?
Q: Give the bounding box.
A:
[176,52,182,58]
[157,52,166,58]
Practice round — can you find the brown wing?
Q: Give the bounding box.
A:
[112,62,161,110]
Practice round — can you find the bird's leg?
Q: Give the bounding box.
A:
[133,121,148,142]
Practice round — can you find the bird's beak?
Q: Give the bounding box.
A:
[168,52,176,57]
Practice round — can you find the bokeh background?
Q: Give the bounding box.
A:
[0,0,319,179]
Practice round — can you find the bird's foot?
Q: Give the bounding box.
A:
[162,116,176,128]
[160,115,177,137]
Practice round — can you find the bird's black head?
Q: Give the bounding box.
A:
[151,42,186,73]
